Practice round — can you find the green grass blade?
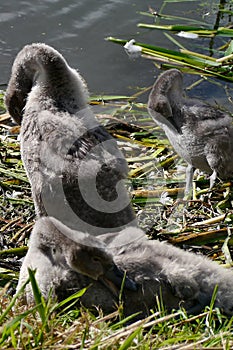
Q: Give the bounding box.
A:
[111,313,142,330]
[0,246,28,257]
[164,32,187,50]
[52,287,87,311]
[90,95,133,101]
[0,305,39,345]
[27,268,48,327]
[0,167,29,183]
[0,278,30,324]
[118,327,142,350]
[138,23,233,38]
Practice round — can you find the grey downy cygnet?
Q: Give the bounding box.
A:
[5,43,136,234]
[109,233,233,317]
[148,68,233,194]
[17,216,137,307]
[18,217,233,318]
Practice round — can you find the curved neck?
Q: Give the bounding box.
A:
[5,43,88,124]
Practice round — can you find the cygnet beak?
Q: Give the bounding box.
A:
[100,264,137,296]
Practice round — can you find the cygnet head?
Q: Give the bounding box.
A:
[148,68,183,118]
[5,43,89,124]
[31,217,137,293]
[64,240,113,281]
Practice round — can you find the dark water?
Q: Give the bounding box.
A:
[0,0,231,105]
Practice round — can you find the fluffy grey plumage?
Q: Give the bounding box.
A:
[18,217,233,318]
[148,69,233,194]
[17,217,137,306]
[5,43,136,233]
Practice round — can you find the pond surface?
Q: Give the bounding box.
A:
[0,0,232,105]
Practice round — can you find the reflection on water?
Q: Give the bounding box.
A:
[0,0,231,105]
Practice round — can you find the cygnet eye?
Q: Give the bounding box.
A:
[92,256,101,263]
[52,247,56,254]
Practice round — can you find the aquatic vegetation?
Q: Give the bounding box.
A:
[107,0,233,81]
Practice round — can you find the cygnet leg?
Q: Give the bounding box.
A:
[209,170,217,190]
[185,164,195,196]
